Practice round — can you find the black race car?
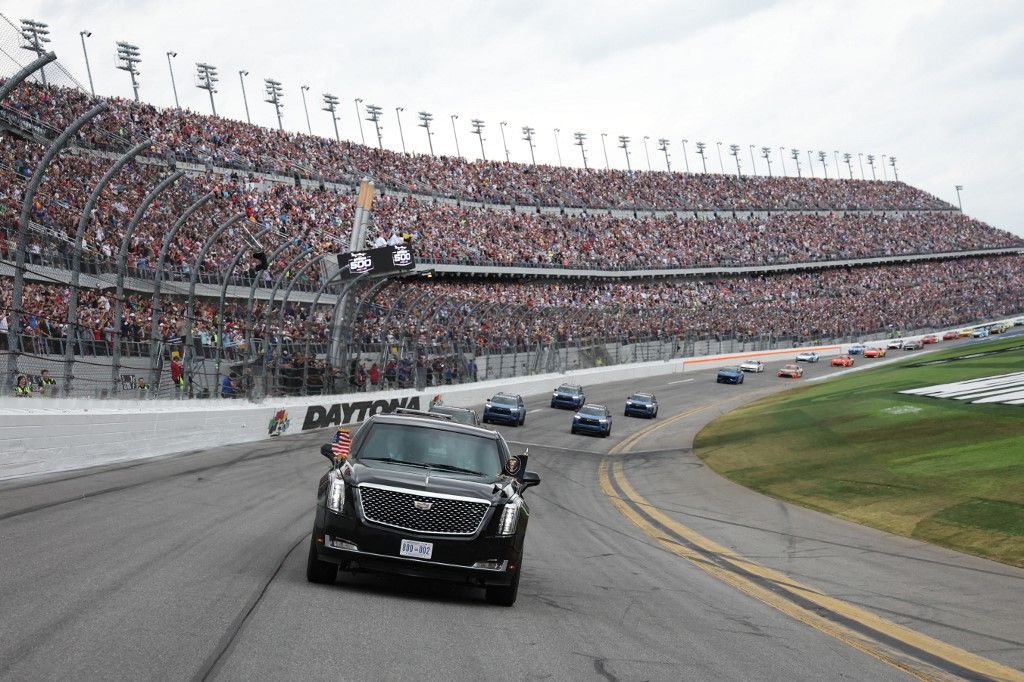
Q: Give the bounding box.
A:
[307,412,540,606]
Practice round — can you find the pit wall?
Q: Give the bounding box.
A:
[2,317,1019,482]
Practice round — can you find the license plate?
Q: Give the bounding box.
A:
[400,539,433,560]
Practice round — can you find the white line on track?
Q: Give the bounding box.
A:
[527,408,544,414]
[666,379,695,385]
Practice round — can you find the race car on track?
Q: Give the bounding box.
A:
[972,328,990,338]
[795,351,819,363]
[716,366,745,384]
[831,355,854,367]
[739,359,765,373]
[864,347,887,358]
[886,339,904,350]
[1015,318,1024,327]
[306,411,541,606]
[921,334,938,344]
[777,364,804,378]
[847,344,865,355]
[959,328,973,338]
[624,393,658,418]
[482,393,526,426]
[902,339,924,350]
[942,331,959,341]
[550,383,586,410]
[571,404,613,437]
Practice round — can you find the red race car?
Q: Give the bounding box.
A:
[777,363,804,378]
[922,334,939,344]
[942,331,958,341]
[831,355,854,367]
[864,347,887,358]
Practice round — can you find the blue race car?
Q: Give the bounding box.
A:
[716,366,745,384]
[571,404,612,437]
[550,383,586,409]
[624,392,658,418]
[482,392,526,426]
[847,344,866,355]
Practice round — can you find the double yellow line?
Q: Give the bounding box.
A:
[599,409,1024,681]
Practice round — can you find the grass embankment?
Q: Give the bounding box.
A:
[695,335,1024,566]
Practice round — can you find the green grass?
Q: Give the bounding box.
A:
[695,334,1024,566]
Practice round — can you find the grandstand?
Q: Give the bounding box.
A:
[1,21,1022,400]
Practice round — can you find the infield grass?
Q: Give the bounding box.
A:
[695,334,1024,566]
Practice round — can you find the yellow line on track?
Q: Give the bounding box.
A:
[599,407,1024,681]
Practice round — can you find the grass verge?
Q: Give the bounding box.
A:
[694,335,1024,566]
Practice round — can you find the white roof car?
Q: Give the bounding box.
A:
[887,339,904,349]
[739,359,765,372]
[795,351,819,363]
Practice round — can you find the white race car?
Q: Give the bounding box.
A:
[795,352,819,363]
[887,339,905,349]
[739,359,765,373]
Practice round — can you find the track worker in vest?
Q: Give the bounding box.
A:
[15,375,33,397]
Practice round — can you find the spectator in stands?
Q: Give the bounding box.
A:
[14,374,32,397]
[221,372,237,398]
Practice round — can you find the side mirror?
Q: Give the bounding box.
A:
[522,471,540,489]
[320,443,334,462]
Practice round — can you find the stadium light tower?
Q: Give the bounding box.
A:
[418,111,434,156]
[880,154,889,180]
[833,150,841,178]
[761,146,773,177]
[716,141,724,173]
[866,154,876,180]
[553,128,563,166]
[574,132,588,169]
[354,98,366,144]
[806,150,815,178]
[843,152,853,179]
[300,85,312,135]
[955,184,964,211]
[600,133,610,169]
[322,93,341,141]
[522,126,536,165]
[857,153,865,179]
[116,41,142,102]
[657,138,671,172]
[889,156,899,181]
[729,144,742,178]
[264,78,284,130]
[395,107,407,154]
[239,71,251,124]
[195,62,219,116]
[681,139,690,173]
[166,52,180,108]
[748,144,758,176]
[79,31,95,96]
[790,148,801,178]
[499,121,510,162]
[695,142,708,173]
[779,146,788,176]
[471,118,486,160]
[20,19,51,85]
[366,104,384,149]
[818,151,828,179]
[618,135,631,171]
[450,114,461,158]
[642,136,652,171]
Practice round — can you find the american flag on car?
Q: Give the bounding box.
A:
[332,428,351,460]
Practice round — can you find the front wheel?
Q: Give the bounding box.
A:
[485,567,521,607]
[306,535,336,584]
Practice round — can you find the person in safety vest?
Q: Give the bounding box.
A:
[38,369,56,395]
[15,375,33,397]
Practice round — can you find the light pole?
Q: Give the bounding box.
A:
[418,111,434,156]
[499,121,510,162]
[79,31,95,96]
[889,156,899,181]
[843,152,853,179]
[730,144,741,178]
[806,149,815,178]
[239,70,251,124]
[761,146,772,177]
[618,135,631,171]
[955,184,963,211]
[354,98,365,144]
[20,19,51,85]
[366,104,384,148]
[264,78,284,130]
[553,128,562,166]
[450,114,461,158]
[166,52,180,108]
[695,142,708,173]
[818,151,828,179]
[881,154,889,181]
[116,41,142,102]
[857,153,865,180]
[322,93,340,141]
[395,107,406,154]
[716,141,724,173]
[833,150,841,178]
[657,138,670,172]
[195,62,219,116]
[522,126,536,165]
[867,154,876,180]
[681,139,690,172]
[748,144,758,176]
[600,133,610,169]
[790,148,801,178]
[471,118,486,160]
[574,132,588,169]
[300,85,312,135]
[642,136,652,171]
[779,146,788,176]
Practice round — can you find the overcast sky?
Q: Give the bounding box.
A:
[7,1,1024,234]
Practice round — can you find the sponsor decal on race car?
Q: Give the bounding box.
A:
[301,395,423,430]
[899,372,1024,405]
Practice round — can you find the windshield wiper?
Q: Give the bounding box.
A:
[427,463,483,476]
[360,457,430,469]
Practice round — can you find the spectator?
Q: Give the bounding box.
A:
[14,374,32,397]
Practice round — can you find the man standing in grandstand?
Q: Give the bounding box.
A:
[170,351,185,395]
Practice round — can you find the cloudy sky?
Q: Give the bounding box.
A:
[7,1,1023,233]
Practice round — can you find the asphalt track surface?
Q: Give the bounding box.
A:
[2,341,1022,681]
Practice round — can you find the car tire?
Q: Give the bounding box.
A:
[306,535,336,584]
[519,414,525,426]
[603,429,611,438]
[570,427,577,434]
[485,566,521,607]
